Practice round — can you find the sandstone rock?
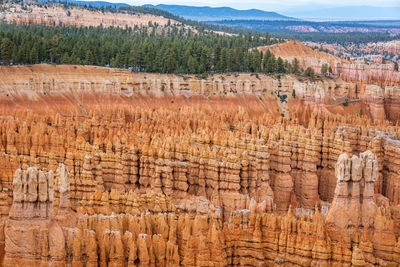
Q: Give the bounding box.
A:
[0,64,398,266]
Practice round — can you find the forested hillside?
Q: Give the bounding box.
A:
[47,0,259,35]
[210,19,400,35]
[0,23,299,75]
[142,4,294,21]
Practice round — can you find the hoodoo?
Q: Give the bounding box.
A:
[2,151,399,266]
[0,0,399,265]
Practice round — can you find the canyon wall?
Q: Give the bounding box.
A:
[1,64,341,96]
[1,64,399,122]
[2,151,400,266]
[0,65,399,265]
[259,41,400,88]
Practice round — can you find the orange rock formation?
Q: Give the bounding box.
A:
[0,64,398,265]
[2,150,399,266]
[1,64,399,122]
[259,40,400,88]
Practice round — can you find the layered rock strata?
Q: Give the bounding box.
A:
[0,90,399,212]
[258,40,400,87]
[1,64,399,122]
[4,164,70,266]
[0,64,398,265]
[2,155,400,266]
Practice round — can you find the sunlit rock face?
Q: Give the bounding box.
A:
[258,40,400,88]
[1,64,399,122]
[0,64,399,265]
[2,150,399,266]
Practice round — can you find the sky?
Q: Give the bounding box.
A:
[89,0,400,12]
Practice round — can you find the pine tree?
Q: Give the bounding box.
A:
[216,48,228,73]
[304,67,315,79]
[277,57,285,73]
[85,49,95,65]
[165,48,177,73]
[250,50,261,73]
[265,32,270,45]
[228,49,238,72]
[111,53,123,68]
[394,62,399,72]
[0,22,280,74]
[30,46,39,64]
[265,55,276,74]
[262,49,271,71]
[291,58,299,74]
[61,53,69,64]
[187,55,198,73]
[1,38,14,65]
[321,63,328,75]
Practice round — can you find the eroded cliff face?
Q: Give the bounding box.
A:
[1,64,399,123]
[2,151,400,266]
[258,40,347,74]
[259,40,400,88]
[337,63,400,88]
[0,64,354,96]
[0,65,399,265]
[0,3,177,28]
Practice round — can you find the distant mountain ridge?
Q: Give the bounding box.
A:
[286,6,400,20]
[143,4,296,21]
[48,0,130,8]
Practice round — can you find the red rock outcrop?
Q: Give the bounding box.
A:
[3,61,393,124]
[326,151,379,231]
[3,155,400,266]
[0,64,399,265]
[259,40,400,88]
[3,165,68,266]
[258,40,347,73]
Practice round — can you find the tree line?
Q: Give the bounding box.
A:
[273,32,400,45]
[0,23,300,75]
[209,20,400,44]
[40,0,262,36]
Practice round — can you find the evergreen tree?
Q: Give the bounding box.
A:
[227,49,238,72]
[321,63,328,75]
[61,52,69,64]
[85,49,95,65]
[165,48,177,73]
[291,58,299,74]
[304,67,315,79]
[262,49,272,70]
[0,23,287,75]
[265,32,270,45]
[394,62,399,72]
[187,55,198,74]
[1,37,14,65]
[251,50,261,73]
[216,48,228,73]
[265,54,276,74]
[277,57,285,73]
[30,46,39,64]
[111,53,123,68]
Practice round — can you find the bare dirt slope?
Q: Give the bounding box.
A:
[0,2,178,28]
[258,40,347,72]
